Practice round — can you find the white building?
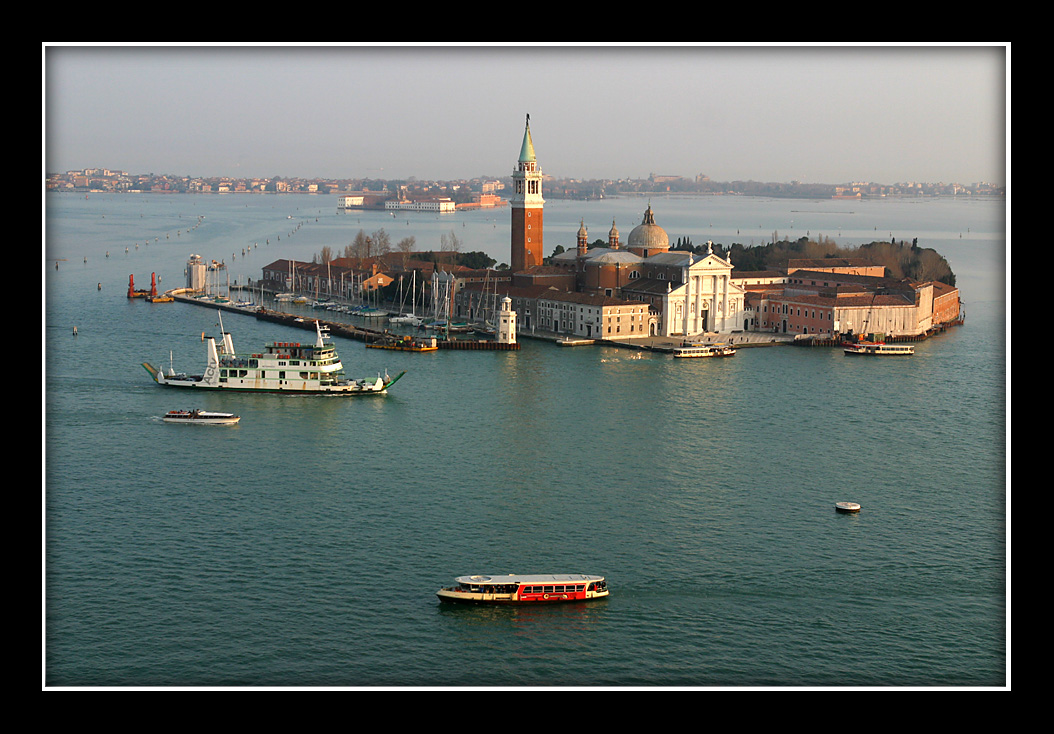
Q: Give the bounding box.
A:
[536,290,651,339]
[384,198,456,213]
[620,243,746,338]
[497,297,517,344]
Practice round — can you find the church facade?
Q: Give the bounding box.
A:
[550,206,746,338]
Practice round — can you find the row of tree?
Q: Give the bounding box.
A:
[311,227,498,272]
[671,235,956,286]
[549,234,956,286]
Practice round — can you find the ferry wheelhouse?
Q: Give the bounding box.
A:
[436,574,609,605]
[843,341,915,356]
[143,313,405,395]
[672,344,736,358]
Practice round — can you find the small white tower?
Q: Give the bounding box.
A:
[497,296,517,344]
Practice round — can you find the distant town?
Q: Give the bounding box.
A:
[45,168,1005,201]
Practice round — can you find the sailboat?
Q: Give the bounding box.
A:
[390,270,424,326]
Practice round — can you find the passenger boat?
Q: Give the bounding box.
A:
[843,341,914,356]
[163,409,240,425]
[142,312,406,396]
[672,343,737,358]
[835,502,862,513]
[436,574,609,605]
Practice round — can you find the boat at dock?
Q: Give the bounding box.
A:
[163,409,240,425]
[843,341,914,356]
[366,334,438,352]
[436,573,609,605]
[835,502,861,513]
[672,343,737,358]
[142,312,405,395]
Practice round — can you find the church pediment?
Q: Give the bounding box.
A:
[689,253,733,271]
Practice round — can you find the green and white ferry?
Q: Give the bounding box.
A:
[143,313,405,395]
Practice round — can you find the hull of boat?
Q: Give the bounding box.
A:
[673,348,736,359]
[436,588,609,605]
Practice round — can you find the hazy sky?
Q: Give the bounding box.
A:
[43,44,1007,185]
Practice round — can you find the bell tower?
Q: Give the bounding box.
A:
[510,114,544,272]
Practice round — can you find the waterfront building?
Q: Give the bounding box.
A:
[740,267,961,338]
[384,197,456,213]
[625,243,746,337]
[536,290,651,340]
[549,214,744,337]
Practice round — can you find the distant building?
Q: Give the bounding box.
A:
[385,197,455,213]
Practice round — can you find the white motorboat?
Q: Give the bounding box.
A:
[163,409,240,425]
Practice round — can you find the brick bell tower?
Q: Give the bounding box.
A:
[510,114,545,272]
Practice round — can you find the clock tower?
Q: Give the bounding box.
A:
[510,114,544,272]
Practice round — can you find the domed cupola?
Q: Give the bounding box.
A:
[627,204,669,257]
[609,219,621,250]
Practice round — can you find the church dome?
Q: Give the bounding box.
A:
[627,205,669,252]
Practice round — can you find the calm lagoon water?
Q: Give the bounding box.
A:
[44,192,1006,687]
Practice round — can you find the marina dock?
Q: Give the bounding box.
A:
[170,291,520,350]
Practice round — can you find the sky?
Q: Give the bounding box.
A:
[43,44,1008,186]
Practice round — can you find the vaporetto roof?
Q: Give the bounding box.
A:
[455,574,604,585]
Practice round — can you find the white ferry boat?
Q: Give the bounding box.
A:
[436,573,609,605]
[163,409,240,425]
[143,313,405,396]
[672,343,737,358]
[843,341,914,356]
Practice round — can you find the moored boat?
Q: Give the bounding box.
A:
[843,341,914,356]
[436,573,609,605]
[672,343,737,358]
[366,334,438,352]
[835,502,861,513]
[163,409,240,425]
[142,312,405,396]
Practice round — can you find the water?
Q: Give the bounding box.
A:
[44,192,1006,687]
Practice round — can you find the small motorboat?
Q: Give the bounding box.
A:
[834,502,861,513]
[163,409,240,425]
